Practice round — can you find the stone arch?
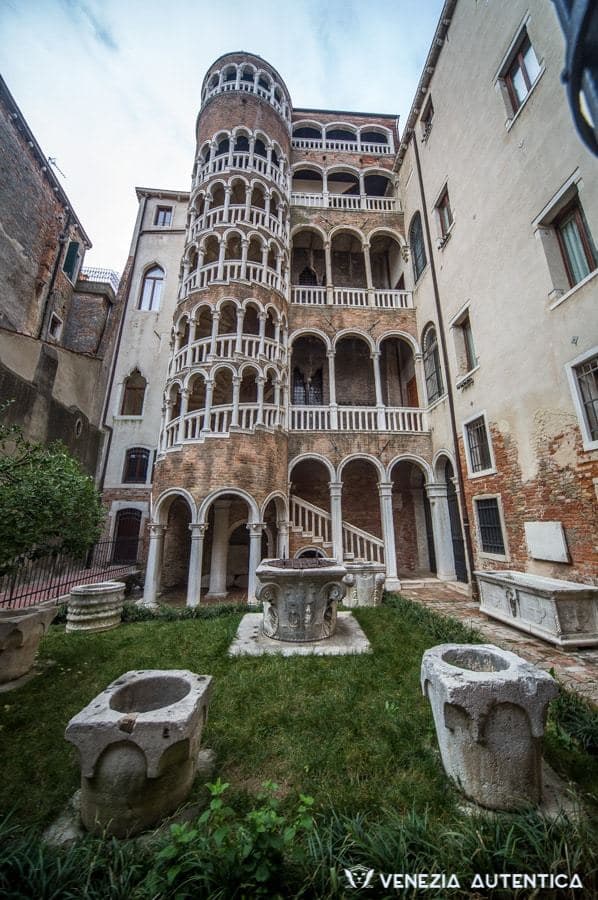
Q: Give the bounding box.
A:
[288,327,331,351]
[332,328,375,354]
[386,453,433,483]
[337,453,385,481]
[433,449,458,480]
[375,329,421,355]
[288,453,336,481]
[153,488,198,526]
[198,487,260,525]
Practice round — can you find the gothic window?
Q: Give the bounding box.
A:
[138,265,164,311]
[409,212,427,281]
[121,368,146,416]
[123,447,150,483]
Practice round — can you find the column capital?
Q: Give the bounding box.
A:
[328,481,343,495]
[189,523,208,537]
[149,523,165,537]
[378,480,393,494]
[247,521,265,534]
[232,374,242,385]
[326,349,336,359]
[370,350,381,360]
[258,311,267,321]
[211,310,221,320]
[425,481,449,499]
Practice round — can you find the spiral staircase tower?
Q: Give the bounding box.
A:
[149,53,292,605]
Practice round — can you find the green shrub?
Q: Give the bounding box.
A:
[549,679,598,755]
[383,592,483,644]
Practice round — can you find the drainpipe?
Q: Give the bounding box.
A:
[411,135,478,598]
[37,211,71,339]
[98,195,148,491]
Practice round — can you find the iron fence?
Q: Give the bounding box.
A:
[0,539,142,609]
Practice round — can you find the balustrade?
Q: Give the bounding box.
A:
[165,403,284,446]
[182,260,287,297]
[204,81,289,121]
[191,205,287,240]
[291,137,393,154]
[290,192,399,211]
[195,152,288,191]
[290,286,412,309]
[289,405,426,433]
[174,334,284,373]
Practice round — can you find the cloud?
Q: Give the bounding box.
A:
[61,0,118,51]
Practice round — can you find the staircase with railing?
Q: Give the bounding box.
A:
[290,496,385,563]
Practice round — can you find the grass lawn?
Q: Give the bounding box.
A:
[0,595,596,898]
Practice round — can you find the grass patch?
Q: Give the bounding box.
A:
[0,594,596,896]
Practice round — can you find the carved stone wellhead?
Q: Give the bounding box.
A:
[256,558,347,641]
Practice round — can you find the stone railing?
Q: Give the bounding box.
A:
[290,192,399,211]
[190,205,288,241]
[289,405,427,433]
[183,261,287,297]
[291,137,393,155]
[194,152,288,191]
[291,286,413,309]
[165,403,284,446]
[203,80,290,122]
[290,496,385,563]
[174,334,285,373]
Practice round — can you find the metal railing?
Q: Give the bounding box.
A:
[79,267,121,293]
[0,539,141,609]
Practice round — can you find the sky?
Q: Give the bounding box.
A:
[0,0,444,272]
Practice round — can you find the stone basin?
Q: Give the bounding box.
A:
[0,605,57,684]
[66,580,125,634]
[65,669,212,836]
[256,558,347,642]
[421,644,558,810]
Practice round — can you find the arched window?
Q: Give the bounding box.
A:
[139,265,164,311]
[409,213,427,282]
[123,447,150,483]
[422,326,444,404]
[121,368,147,415]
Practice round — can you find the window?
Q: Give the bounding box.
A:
[123,447,150,483]
[48,313,63,341]
[409,212,427,282]
[554,199,597,288]
[452,309,477,375]
[504,31,541,113]
[421,96,434,141]
[299,266,318,286]
[474,497,506,555]
[422,325,443,404]
[121,368,147,416]
[566,348,598,450]
[138,265,164,311]
[435,187,453,240]
[154,206,173,227]
[63,240,82,282]
[464,415,494,475]
[292,367,322,405]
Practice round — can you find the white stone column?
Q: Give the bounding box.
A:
[324,240,333,304]
[247,522,265,605]
[209,311,220,358]
[425,482,457,581]
[240,238,249,280]
[414,352,425,408]
[235,307,245,353]
[207,501,231,598]
[186,523,207,607]
[256,375,265,425]
[178,388,190,443]
[277,520,290,558]
[142,524,165,608]
[216,238,226,280]
[202,379,214,433]
[371,351,386,430]
[363,241,375,306]
[327,349,338,429]
[223,185,232,221]
[378,481,399,588]
[359,171,366,209]
[329,481,343,562]
[258,311,267,357]
[231,374,241,427]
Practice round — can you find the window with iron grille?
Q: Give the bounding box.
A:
[575,353,598,441]
[423,326,443,403]
[465,416,492,473]
[123,447,150,483]
[475,498,506,555]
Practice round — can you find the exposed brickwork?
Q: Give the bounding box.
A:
[460,422,598,585]
[198,92,290,156]
[62,283,115,356]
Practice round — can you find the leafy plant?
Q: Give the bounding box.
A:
[549,676,598,755]
[145,779,315,897]
[0,408,103,572]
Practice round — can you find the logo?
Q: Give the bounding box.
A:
[344,865,376,889]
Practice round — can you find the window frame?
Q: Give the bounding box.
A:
[553,199,597,289]
[504,32,540,113]
[435,187,453,239]
[119,369,147,417]
[450,305,478,378]
[565,346,598,451]
[422,325,444,405]
[154,206,173,227]
[138,265,164,312]
[122,447,151,484]
[495,20,544,126]
[409,212,427,283]
[473,494,509,560]
[462,411,496,478]
[62,239,83,284]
